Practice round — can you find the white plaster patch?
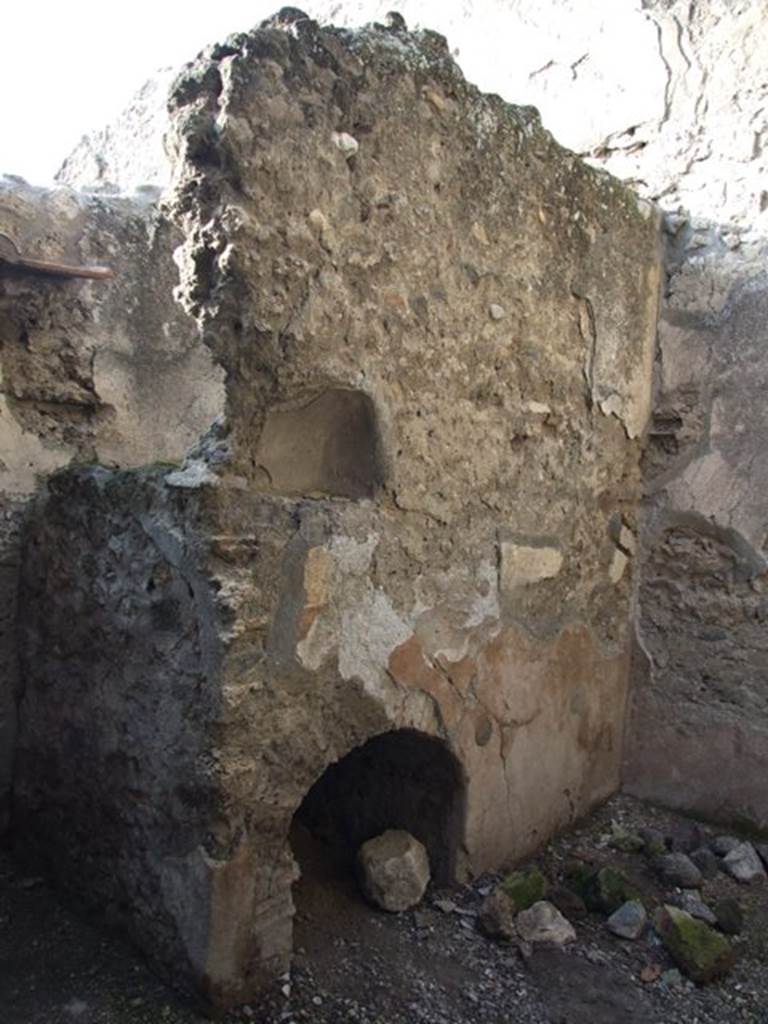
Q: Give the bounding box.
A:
[500,542,563,590]
[297,613,338,672]
[332,131,359,157]
[166,460,218,488]
[609,549,628,584]
[338,588,412,700]
[329,533,378,575]
[618,525,636,556]
[598,394,624,422]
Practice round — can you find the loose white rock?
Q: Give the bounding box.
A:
[515,900,576,945]
[332,131,359,158]
[357,829,430,912]
[723,842,767,884]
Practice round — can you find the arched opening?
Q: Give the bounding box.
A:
[253,388,382,499]
[289,729,465,936]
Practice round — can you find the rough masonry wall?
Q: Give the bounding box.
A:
[611,3,768,830]
[317,0,768,832]
[12,14,660,1009]
[0,178,225,830]
[165,8,659,869]
[15,468,223,997]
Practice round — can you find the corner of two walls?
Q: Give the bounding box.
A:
[4,0,766,849]
[623,231,768,830]
[307,1,768,830]
[595,3,768,830]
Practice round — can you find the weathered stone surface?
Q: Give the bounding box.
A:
[0,178,223,483]
[713,898,744,936]
[722,843,767,884]
[10,11,659,1011]
[357,830,430,912]
[639,827,667,858]
[612,2,768,834]
[690,847,719,880]
[516,901,576,945]
[0,177,224,832]
[14,467,226,998]
[678,893,717,928]
[278,0,768,839]
[571,865,641,916]
[711,835,742,857]
[499,869,547,912]
[652,852,703,890]
[477,888,517,942]
[606,900,646,940]
[0,498,24,833]
[548,885,587,920]
[653,905,736,984]
[499,541,563,592]
[666,823,705,855]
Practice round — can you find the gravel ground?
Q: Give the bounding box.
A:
[1,795,767,1023]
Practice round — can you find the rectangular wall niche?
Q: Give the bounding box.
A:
[253,389,382,499]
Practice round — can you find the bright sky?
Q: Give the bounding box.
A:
[2,1,656,187]
[1,1,283,185]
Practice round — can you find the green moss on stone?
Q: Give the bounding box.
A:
[571,865,641,915]
[645,839,667,857]
[654,905,736,984]
[609,831,645,854]
[499,868,547,912]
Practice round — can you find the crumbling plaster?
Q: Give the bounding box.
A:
[0,178,224,828]
[313,0,768,830]
[11,13,659,1008]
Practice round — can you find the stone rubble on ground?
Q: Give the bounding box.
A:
[689,847,719,880]
[476,888,517,941]
[606,899,647,940]
[677,892,717,927]
[498,869,548,912]
[7,794,768,1023]
[639,827,667,858]
[711,836,742,857]
[713,897,744,936]
[653,905,736,984]
[722,843,767,884]
[515,901,576,945]
[652,852,703,889]
[357,830,431,913]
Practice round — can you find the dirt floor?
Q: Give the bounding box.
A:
[1,795,767,1024]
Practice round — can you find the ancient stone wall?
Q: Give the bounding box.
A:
[0,178,224,830]
[319,0,768,834]
[15,467,223,997]
[12,14,659,1008]
[612,4,768,831]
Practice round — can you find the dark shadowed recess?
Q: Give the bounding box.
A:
[253,389,382,499]
[291,729,466,887]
